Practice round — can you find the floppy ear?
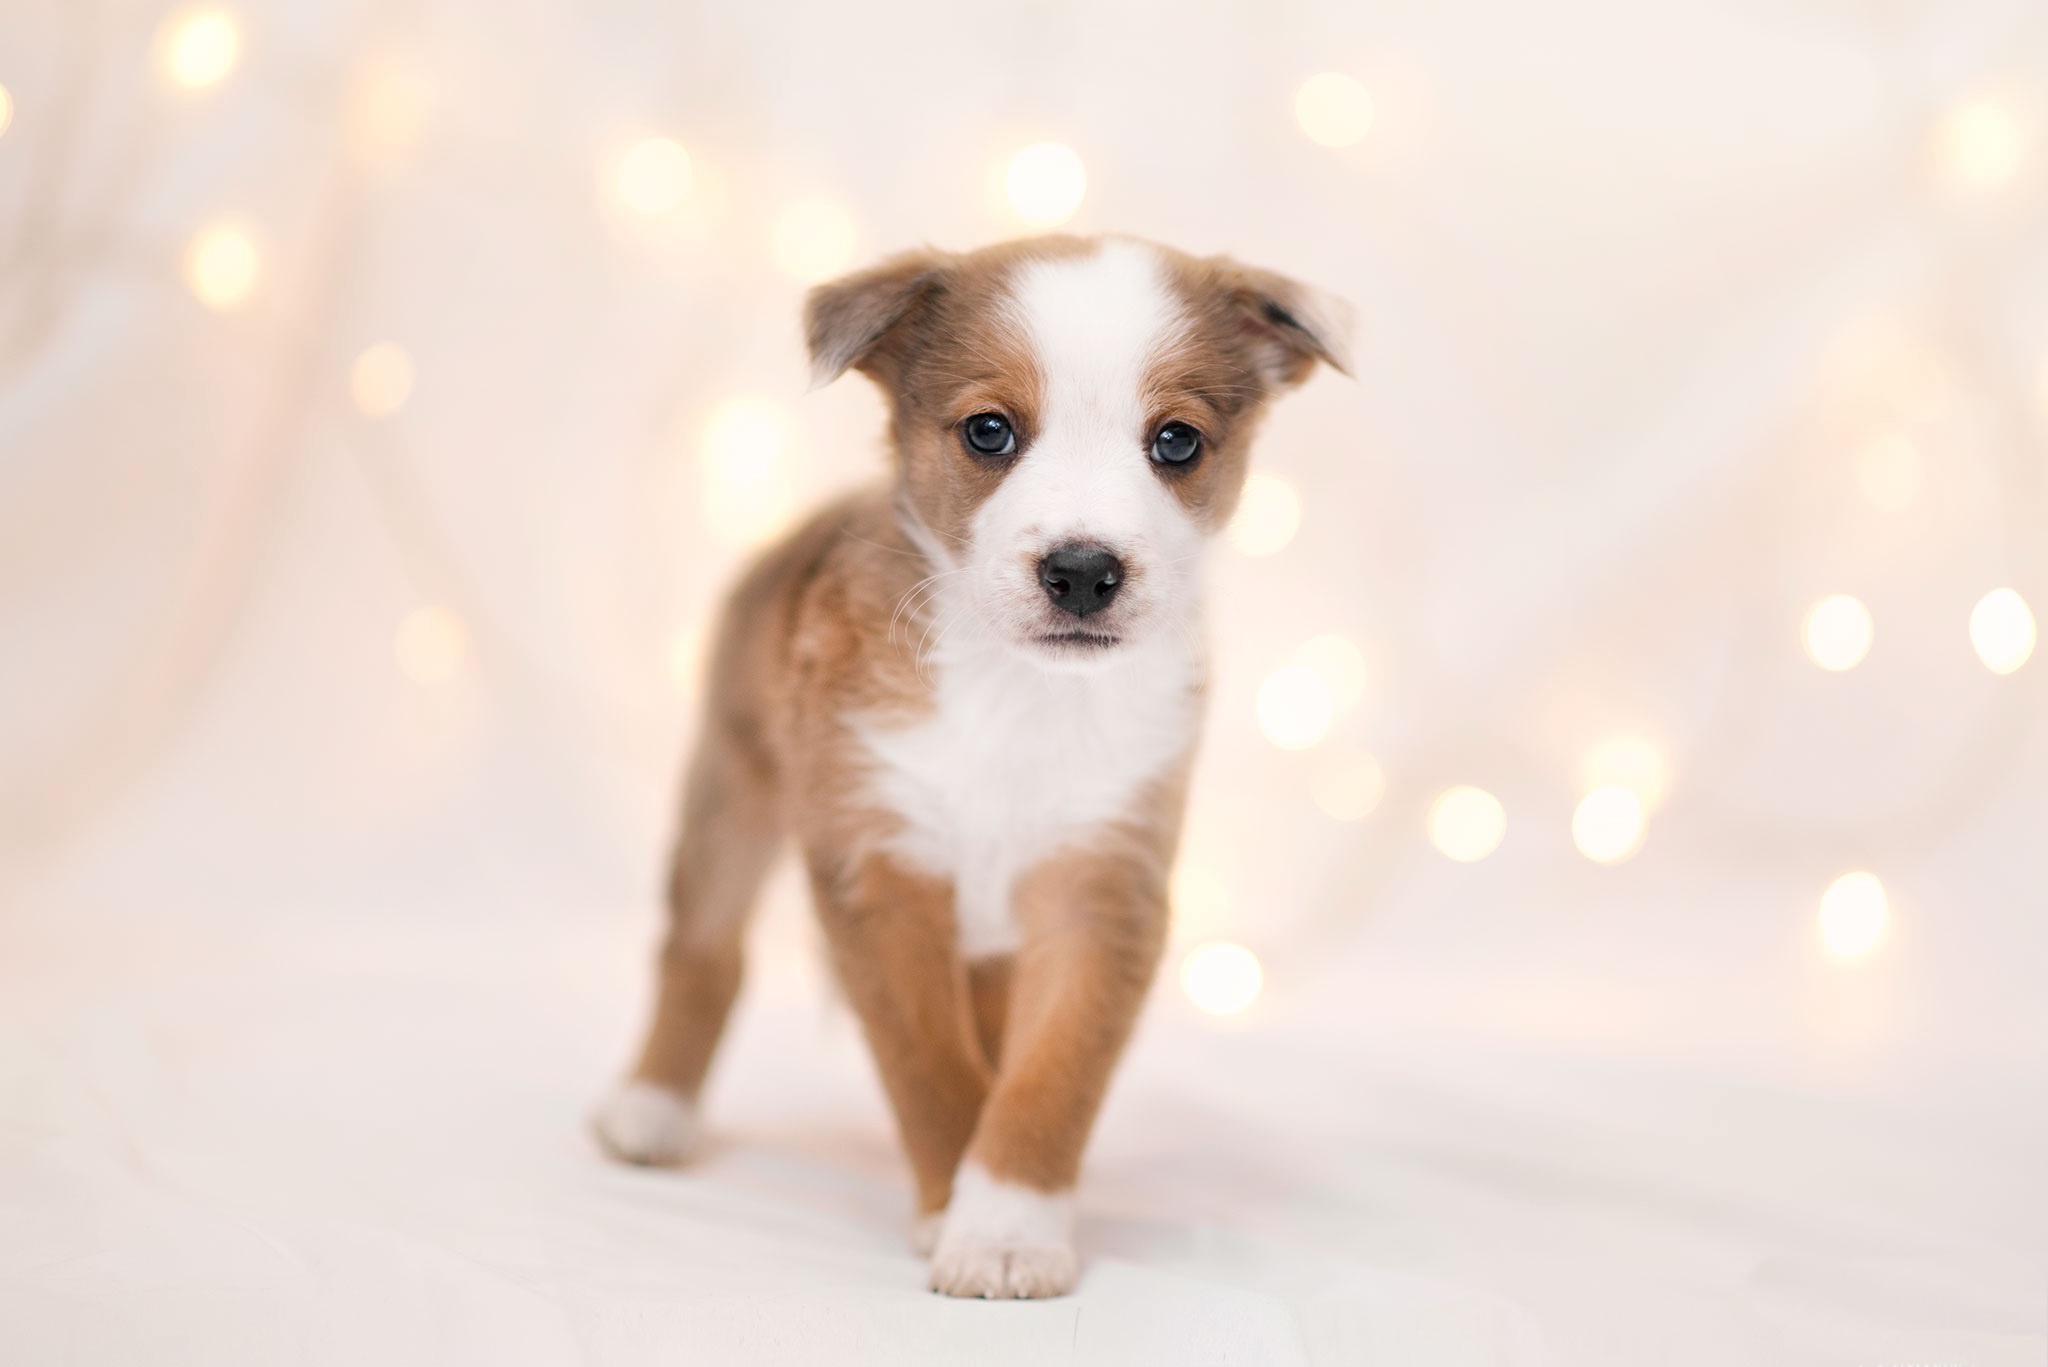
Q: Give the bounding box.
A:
[804,248,954,389]
[1217,262,1355,387]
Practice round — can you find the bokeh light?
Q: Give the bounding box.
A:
[1572,786,1644,864]
[156,8,241,91]
[1228,471,1302,555]
[349,342,415,418]
[346,52,435,168]
[618,136,694,214]
[1179,941,1263,1015]
[1969,588,2036,675]
[1578,736,1670,811]
[1854,431,1921,512]
[1294,73,1375,148]
[1170,863,1231,943]
[184,220,259,311]
[1429,786,1505,863]
[770,196,859,283]
[1935,93,2028,192]
[1310,750,1385,821]
[700,397,799,550]
[0,84,13,139]
[1291,633,1369,707]
[1818,871,1887,960]
[667,621,708,696]
[1803,595,1872,672]
[395,605,467,684]
[1004,142,1086,227]
[1257,663,1335,751]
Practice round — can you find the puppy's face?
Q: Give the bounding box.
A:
[808,236,1349,667]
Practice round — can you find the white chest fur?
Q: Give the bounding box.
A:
[854,631,1201,958]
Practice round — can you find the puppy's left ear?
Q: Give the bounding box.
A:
[1219,262,1356,387]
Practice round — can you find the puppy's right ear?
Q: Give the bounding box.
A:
[804,248,952,389]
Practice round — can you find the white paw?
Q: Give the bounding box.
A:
[591,1080,701,1166]
[927,1163,1078,1299]
[911,1211,945,1257]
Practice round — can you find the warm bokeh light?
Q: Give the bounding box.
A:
[1803,595,1872,672]
[345,52,435,168]
[1855,431,1921,512]
[1969,588,2036,675]
[0,84,13,139]
[1291,633,1369,707]
[395,605,467,684]
[1818,871,1887,960]
[156,8,241,91]
[770,196,859,283]
[1170,863,1231,944]
[1935,93,2028,192]
[349,342,415,418]
[1294,73,1375,148]
[1257,663,1335,751]
[700,397,799,549]
[1180,941,1263,1016]
[1429,786,1505,863]
[1004,142,1086,227]
[1310,750,1385,822]
[1228,471,1302,555]
[617,136,694,214]
[184,221,259,311]
[1572,786,1644,864]
[1578,736,1670,811]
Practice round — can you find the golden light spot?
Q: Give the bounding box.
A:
[1004,142,1086,227]
[0,84,13,139]
[1257,663,1335,751]
[349,342,414,418]
[1572,785,1644,864]
[395,605,466,683]
[1804,595,1873,672]
[1578,736,1670,811]
[1294,73,1375,148]
[1169,863,1231,944]
[1311,750,1385,821]
[1429,786,1505,863]
[1291,633,1369,707]
[345,52,435,167]
[1855,431,1922,512]
[617,136,693,214]
[184,220,259,311]
[700,397,799,550]
[1180,941,1263,1016]
[157,8,241,91]
[1228,471,1302,555]
[770,196,858,283]
[1969,587,2036,675]
[1819,871,1887,960]
[1935,94,2028,192]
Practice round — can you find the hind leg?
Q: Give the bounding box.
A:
[593,720,781,1165]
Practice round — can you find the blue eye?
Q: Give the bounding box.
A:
[1151,421,1202,465]
[962,412,1016,457]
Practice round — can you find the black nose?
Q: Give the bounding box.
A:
[1038,544,1125,618]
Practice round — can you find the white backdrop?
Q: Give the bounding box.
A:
[2,0,2045,1362]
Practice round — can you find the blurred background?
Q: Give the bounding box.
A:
[2,0,2045,1363]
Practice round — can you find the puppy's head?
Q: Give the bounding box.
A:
[808,235,1349,667]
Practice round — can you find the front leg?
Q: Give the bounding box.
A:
[928,844,1168,1298]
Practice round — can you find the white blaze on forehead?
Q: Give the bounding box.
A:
[1010,238,1185,420]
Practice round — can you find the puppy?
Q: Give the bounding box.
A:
[594,234,1348,1298]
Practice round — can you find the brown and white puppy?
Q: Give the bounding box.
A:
[593,235,1349,1298]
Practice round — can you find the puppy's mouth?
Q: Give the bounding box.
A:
[1033,630,1124,652]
